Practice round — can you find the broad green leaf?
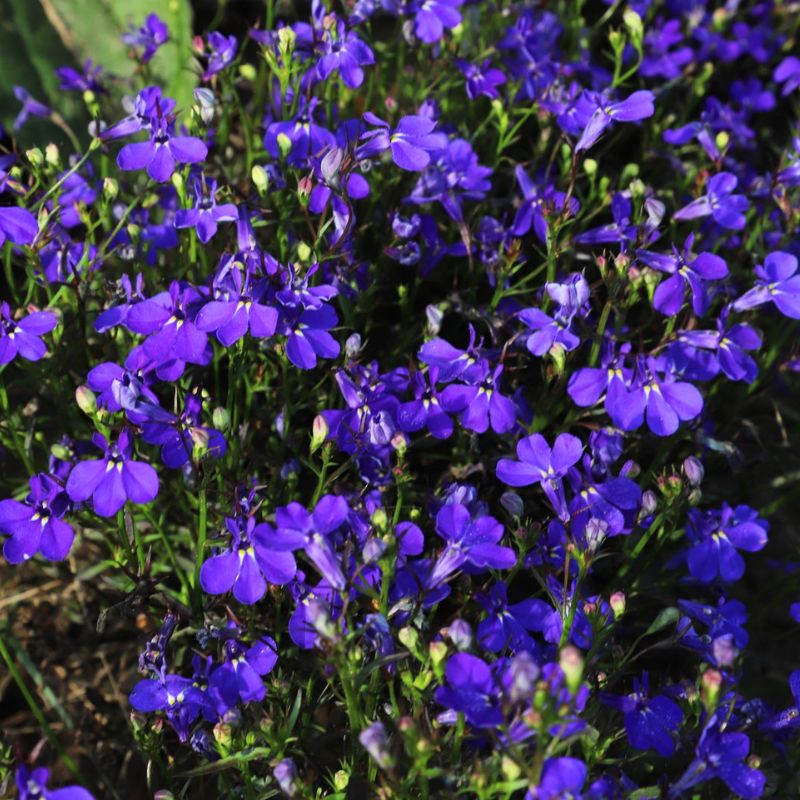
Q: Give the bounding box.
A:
[38,0,196,112]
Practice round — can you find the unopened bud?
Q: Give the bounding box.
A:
[610,591,626,618]
[559,645,584,694]
[75,385,97,415]
[447,619,472,651]
[273,758,299,797]
[683,455,704,487]
[26,148,44,167]
[429,640,448,668]
[45,143,60,167]
[297,175,313,205]
[277,132,293,158]
[641,489,658,515]
[500,491,524,518]
[171,171,184,194]
[239,63,257,82]
[251,164,269,195]
[103,177,119,200]
[371,507,389,531]
[212,406,230,431]
[333,770,349,791]
[310,414,329,453]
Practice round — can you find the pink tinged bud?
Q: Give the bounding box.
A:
[683,455,704,487]
[559,645,584,694]
[311,414,329,453]
[447,618,473,651]
[610,591,626,618]
[75,385,97,415]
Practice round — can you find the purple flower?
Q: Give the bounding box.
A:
[264,97,335,168]
[455,58,506,100]
[262,495,349,590]
[129,673,206,742]
[440,364,516,435]
[410,0,463,44]
[357,113,447,171]
[122,13,169,64]
[669,715,765,799]
[601,674,682,756]
[675,316,761,383]
[359,721,394,769]
[202,32,238,80]
[56,60,104,94]
[637,236,728,316]
[575,90,655,152]
[0,303,56,365]
[760,670,800,733]
[317,22,375,88]
[677,598,748,667]
[396,368,453,439]
[525,758,586,800]
[13,86,51,129]
[201,515,297,604]
[732,250,800,319]
[174,178,237,244]
[673,172,749,231]
[15,765,94,800]
[686,503,768,583]
[65,430,159,517]
[0,473,74,564]
[418,326,485,383]
[476,582,550,652]
[0,205,38,247]
[434,653,502,728]
[774,55,800,96]
[429,503,515,586]
[616,357,704,437]
[282,304,341,370]
[117,118,207,183]
[141,390,226,468]
[497,433,583,521]
[511,166,576,243]
[208,636,277,712]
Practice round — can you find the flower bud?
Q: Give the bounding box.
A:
[362,536,387,564]
[154,792,175,800]
[715,130,730,152]
[297,175,313,205]
[171,171,184,194]
[610,591,626,618]
[213,722,232,746]
[641,489,658,515]
[75,385,97,415]
[507,651,540,703]
[429,640,448,668]
[345,332,362,358]
[239,63,257,82]
[212,406,230,431]
[682,456,704,487]
[701,668,723,709]
[193,87,216,125]
[447,619,472,651]
[277,132,293,158]
[277,27,296,56]
[45,143,60,167]
[103,177,119,201]
[297,241,312,262]
[251,164,269,195]
[26,148,44,167]
[310,414,329,453]
[425,304,444,336]
[273,759,298,797]
[559,645,584,695]
[333,770,349,791]
[500,491,524,518]
[398,626,420,655]
[501,756,521,781]
[583,158,598,176]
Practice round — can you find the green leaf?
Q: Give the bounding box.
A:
[643,606,680,637]
[38,0,196,111]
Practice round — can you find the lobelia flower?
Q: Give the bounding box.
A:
[525,758,587,800]
[575,90,655,152]
[174,178,237,244]
[674,315,762,383]
[130,672,206,742]
[122,13,169,63]
[637,235,729,316]
[0,473,74,563]
[317,20,375,88]
[669,713,765,799]
[774,55,800,96]
[410,0,463,44]
[396,368,453,439]
[0,304,56,366]
[141,389,226,468]
[196,258,278,345]
[201,32,238,80]
[258,495,349,590]
[264,96,336,168]
[673,172,749,230]
[512,166,577,244]
[289,579,344,649]
[440,363,516,434]
[13,86,51,129]
[0,205,38,247]
[455,58,506,100]
[567,342,633,427]
[65,430,159,517]
[676,597,749,667]
[434,653,503,728]
[567,466,642,539]
[616,356,704,437]
[359,722,394,770]
[117,116,208,183]
[760,670,800,733]
[281,304,341,370]
[497,433,583,521]
[406,137,492,223]
[201,514,297,604]
[56,59,104,94]
[428,503,515,587]
[124,282,212,380]
[601,673,683,756]
[476,582,550,653]
[685,503,768,583]
[418,325,486,383]
[519,274,588,356]
[15,765,94,800]
[356,112,447,171]
[732,250,800,319]
[208,636,278,712]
